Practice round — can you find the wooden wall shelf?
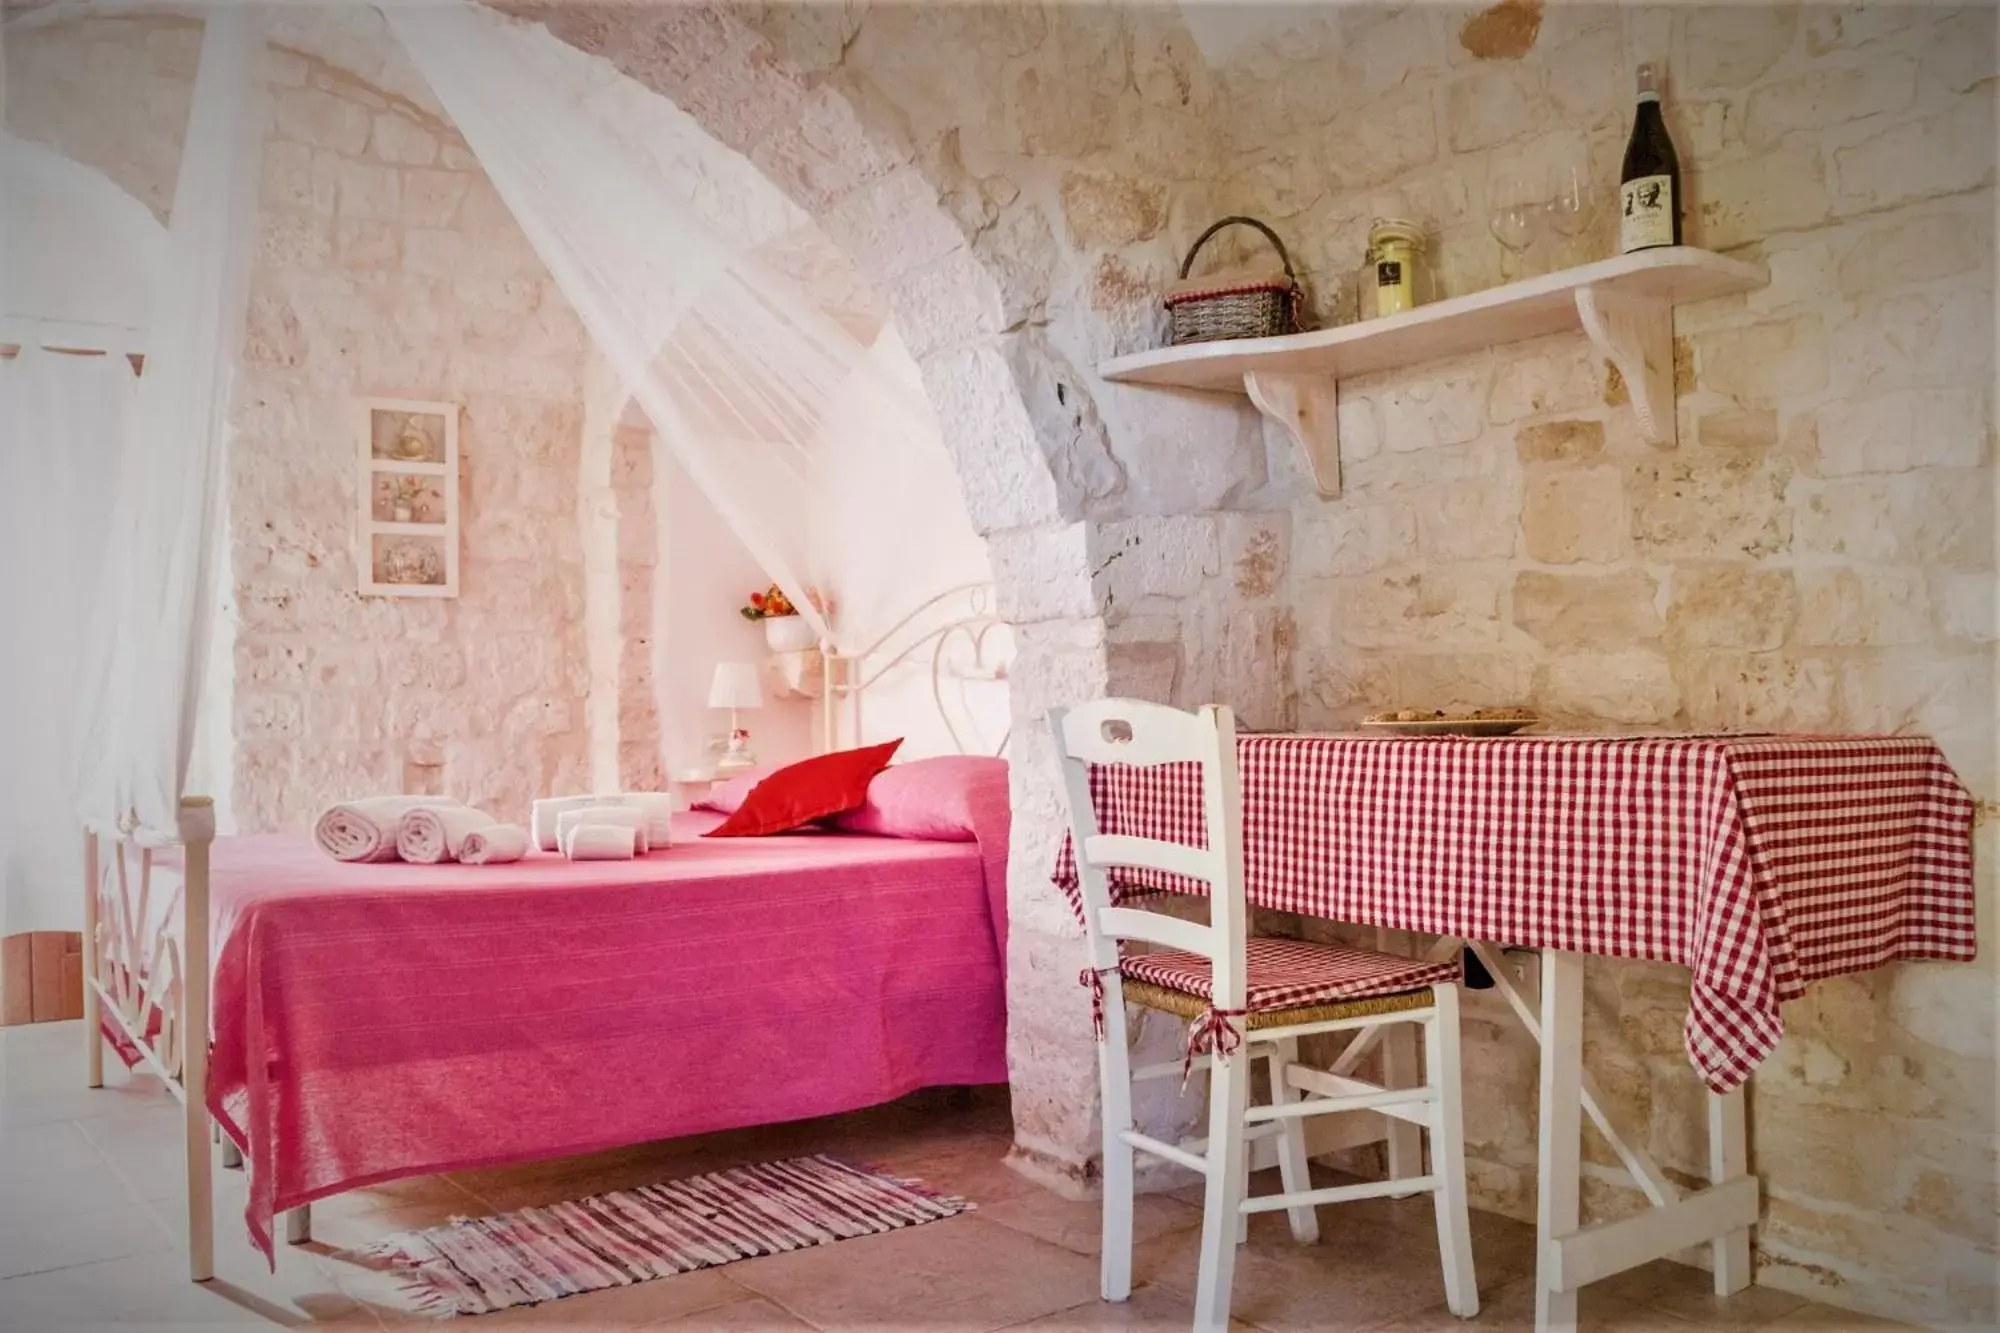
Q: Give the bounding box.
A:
[1097,246,1768,498]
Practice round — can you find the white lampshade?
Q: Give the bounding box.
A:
[707,660,763,711]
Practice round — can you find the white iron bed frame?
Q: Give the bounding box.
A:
[817,582,1011,757]
[82,800,221,1278]
[81,584,1011,1282]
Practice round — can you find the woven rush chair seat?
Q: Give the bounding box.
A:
[1119,937,1459,1029]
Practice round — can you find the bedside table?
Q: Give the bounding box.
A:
[670,769,720,809]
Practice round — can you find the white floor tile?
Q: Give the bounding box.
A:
[0,1244,358,1327]
[0,1119,106,1181]
[0,1198,175,1280]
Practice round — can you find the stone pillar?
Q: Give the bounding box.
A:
[987,512,1297,1192]
[981,523,1104,1188]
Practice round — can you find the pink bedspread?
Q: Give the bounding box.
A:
[205,810,1008,1262]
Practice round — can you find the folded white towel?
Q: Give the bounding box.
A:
[618,792,675,849]
[532,792,678,851]
[563,823,637,860]
[556,804,649,855]
[397,805,498,865]
[458,824,529,865]
[315,797,454,863]
[531,795,601,853]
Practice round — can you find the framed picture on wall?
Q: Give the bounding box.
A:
[357,397,460,597]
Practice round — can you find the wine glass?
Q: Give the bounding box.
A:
[1488,170,1544,282]
[1544,162,1599,269]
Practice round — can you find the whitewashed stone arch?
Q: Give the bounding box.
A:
[501,0,1075,539]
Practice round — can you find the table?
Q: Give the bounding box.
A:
[669,768,723,809]
[1052,732,1976,1331]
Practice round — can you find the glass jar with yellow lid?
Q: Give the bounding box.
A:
[1366,218,1427,317]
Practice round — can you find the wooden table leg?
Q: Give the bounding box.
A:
[1709,1088,1752,1295]
[1535,950,1584,1333]
[1467,939,1758,1323]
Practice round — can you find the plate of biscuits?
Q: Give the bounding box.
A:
[1360,707,1540,737]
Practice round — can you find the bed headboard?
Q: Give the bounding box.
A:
[818,583,1011,757]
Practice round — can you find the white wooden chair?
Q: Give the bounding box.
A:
[1051,699,1479,1332]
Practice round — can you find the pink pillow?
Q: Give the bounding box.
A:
[692,767,775,815]
[829,756,1008,842]
[705,741,904,838]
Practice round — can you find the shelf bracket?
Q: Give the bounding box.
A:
[1575,284,1675,446]
[1244,371,1340,499]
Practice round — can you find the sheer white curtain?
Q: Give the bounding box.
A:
[386,1,935,650]
[0,351,138,935]
[72,6,267,840]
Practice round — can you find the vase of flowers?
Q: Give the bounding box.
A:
[741,585,818,652]
[387,474,429,523]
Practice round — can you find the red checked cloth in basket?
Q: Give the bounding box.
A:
[1053,734,1977,1093]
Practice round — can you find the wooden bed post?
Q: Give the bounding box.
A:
[82,828,104,1089]
[178,796,216,1283]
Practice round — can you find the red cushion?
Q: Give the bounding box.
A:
[703,740,904,837]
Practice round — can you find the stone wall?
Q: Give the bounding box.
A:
[6,10,598,829]
[612,419,664,791]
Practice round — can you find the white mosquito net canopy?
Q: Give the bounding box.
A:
[35,0,947,855]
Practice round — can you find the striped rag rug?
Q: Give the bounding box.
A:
[356,1155,974,1317]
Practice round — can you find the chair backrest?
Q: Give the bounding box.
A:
[1049,699,1247,1012]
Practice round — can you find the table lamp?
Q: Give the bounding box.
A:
[707,661,763,771]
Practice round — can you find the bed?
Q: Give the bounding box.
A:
[83,587,1014,1275]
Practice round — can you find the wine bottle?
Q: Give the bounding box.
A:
[1619,62,1682,253]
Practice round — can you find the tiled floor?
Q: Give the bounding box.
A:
[1,1019,1914,1332]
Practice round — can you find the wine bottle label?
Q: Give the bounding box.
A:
[1621,174,1674,251]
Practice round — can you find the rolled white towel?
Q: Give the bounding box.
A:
[563,823,637,860]
[556,804,649,855]
[315,796,447,863]
[458,824,529,865]
[397,806,498,865]
[531,795,600,852]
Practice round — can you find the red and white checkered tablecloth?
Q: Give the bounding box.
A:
[1052,734,1977,1092]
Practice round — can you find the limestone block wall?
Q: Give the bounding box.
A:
[6,11,597,830]
[612,420,663,792]
[1217,4,1996,1323]
[234,31,594,828]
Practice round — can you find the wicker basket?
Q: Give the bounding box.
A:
[1164,216,1302,345]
